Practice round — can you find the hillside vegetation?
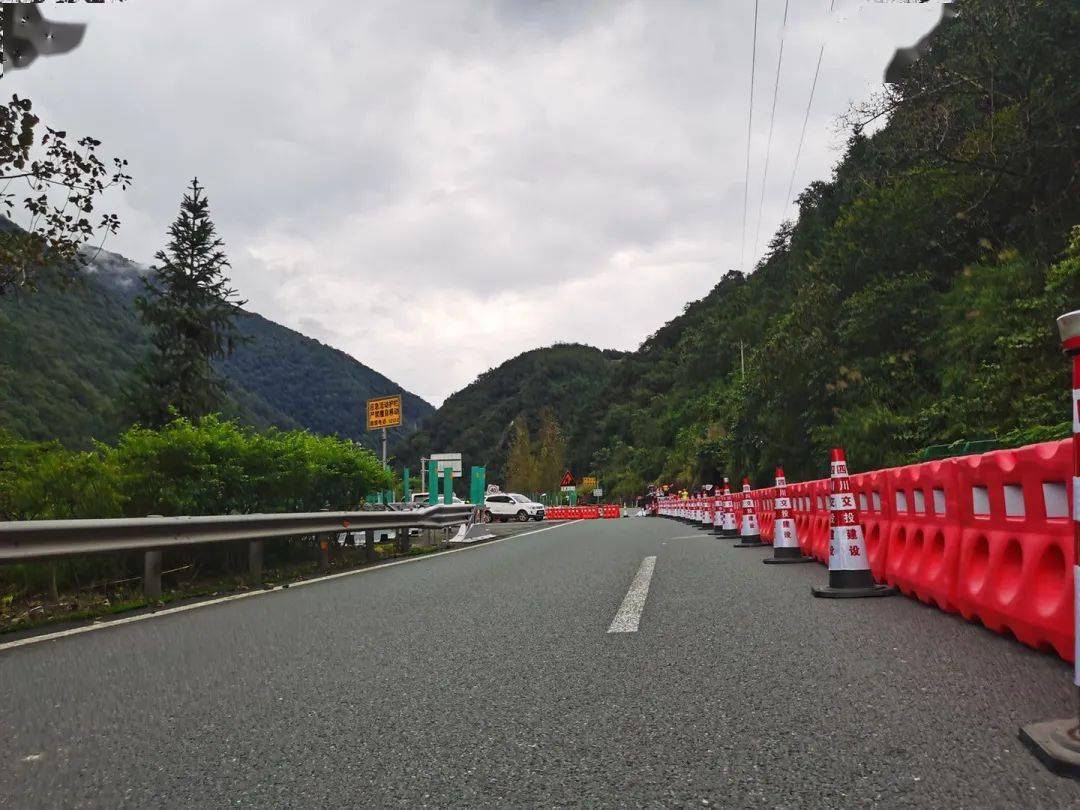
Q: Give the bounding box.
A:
[402,0,1080,497]
[0,246,433,450]
[594,0,1080,493]
[394,344,623,483]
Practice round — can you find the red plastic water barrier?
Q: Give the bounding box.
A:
[758,488,777,543]
[817,440,1074,659]
[653,439,1075,661]
[849,468,893,585]
[809,479,831,563]
[790,482,811,552]
[952,440,1073,659]
[546,505,623,520]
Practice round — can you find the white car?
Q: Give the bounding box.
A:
[484,493,546,522]
[410,492,467,506]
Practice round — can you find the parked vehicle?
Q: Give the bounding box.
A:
[409,492,467,506]
[484,492,545,522]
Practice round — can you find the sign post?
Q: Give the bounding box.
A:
[560,470,576,507]
[366,395,403,467]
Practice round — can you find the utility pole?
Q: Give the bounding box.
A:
[381,426,387,467]
[740,341,746,379]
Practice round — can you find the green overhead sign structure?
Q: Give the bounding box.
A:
[470,466,486,506]
[442,465,453,505]
[428,461,439,505]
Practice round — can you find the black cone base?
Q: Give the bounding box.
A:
[734,537,767,548]
[812,583,897,598]
[811,568,896,598]
[764,546,813,564]
[1020,720,1080,779]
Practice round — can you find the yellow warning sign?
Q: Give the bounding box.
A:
[366,395,402,430]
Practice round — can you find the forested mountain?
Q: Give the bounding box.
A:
[0,245,432,449]
[401,0,1080,498]
[393,344,623,483]
[591,0,1080,494]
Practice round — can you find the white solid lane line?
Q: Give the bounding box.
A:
[0,519,584,653]
[607,555,657,634]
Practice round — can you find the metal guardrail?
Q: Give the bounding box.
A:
[0,504,476,562]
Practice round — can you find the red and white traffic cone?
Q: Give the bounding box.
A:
[715,478,738,538]
[711,481,726,536]
[763,466,813,565]
[811,448,896,597]
[734,477,767,548]
[698,490,714,530]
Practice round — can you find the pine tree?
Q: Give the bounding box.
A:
[129,178,245,426]
[535,406,566,500]
[505,417,537,495]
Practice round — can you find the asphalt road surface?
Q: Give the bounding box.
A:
[3,517,1079,808]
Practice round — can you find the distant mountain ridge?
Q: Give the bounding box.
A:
[0,240,433,449]
[393,343,624,483]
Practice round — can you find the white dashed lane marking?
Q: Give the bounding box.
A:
[607,556,657,634]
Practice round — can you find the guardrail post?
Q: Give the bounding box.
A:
[143,550,162,601]
[364,528,376,562]
[396,527,412,554]
[248,540,263,584]
[318,535,330,573]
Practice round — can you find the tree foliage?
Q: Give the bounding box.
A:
[505,418,537,495]
[129,179,246,426]
[534,407,567,499]
[0,415,391,521]
[0,95,131,294]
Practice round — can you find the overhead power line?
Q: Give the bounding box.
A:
[785,45,825,211]
[739,0,761,274]
[752,0,790,265]
[785,0,836,214]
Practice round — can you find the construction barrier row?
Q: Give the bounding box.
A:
[657,439,1075,662]
[545,505,622,520]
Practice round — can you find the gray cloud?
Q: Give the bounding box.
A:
[6,0,942,404]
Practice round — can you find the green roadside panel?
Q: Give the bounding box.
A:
[442,466,453,504]
[428,461,438,504]
[470,466,485,505]
[402,468,411,503]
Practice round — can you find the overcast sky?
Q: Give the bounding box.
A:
[8,0,941,405]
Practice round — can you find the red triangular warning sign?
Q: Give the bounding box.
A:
[560,471,575,487]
